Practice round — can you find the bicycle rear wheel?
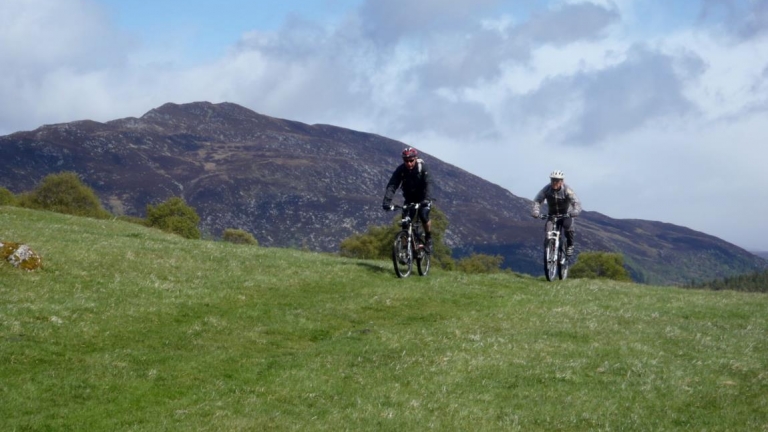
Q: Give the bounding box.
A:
[392,231,412,278]
[416,245,430,276]
[558,246,569,280]
[544,239,558,282]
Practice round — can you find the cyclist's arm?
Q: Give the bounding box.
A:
[567,188,582,217]
[423,163,433,202]
[382,166,403,206]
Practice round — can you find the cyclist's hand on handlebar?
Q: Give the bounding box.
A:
[382,204,394,211]
[421,200,431,207]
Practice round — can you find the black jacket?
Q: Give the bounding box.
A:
[382,160,432,206]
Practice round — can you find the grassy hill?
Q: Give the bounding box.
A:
[2,206,767,431]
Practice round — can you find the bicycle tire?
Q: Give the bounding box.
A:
[392,231,412,278]
[416,247,430,276]
[557,228,569,280]
[558,246,569,280]
[544,239,558,282]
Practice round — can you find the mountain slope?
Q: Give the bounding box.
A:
[1,101,764,284]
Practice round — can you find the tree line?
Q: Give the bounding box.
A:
[685,270,768,293]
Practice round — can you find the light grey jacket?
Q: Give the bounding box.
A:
[532,183,582,217]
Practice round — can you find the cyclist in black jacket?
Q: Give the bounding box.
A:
[382,147,433,252]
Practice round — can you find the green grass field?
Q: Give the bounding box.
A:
[2,206,767,431]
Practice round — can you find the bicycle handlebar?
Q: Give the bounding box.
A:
[539,214,571,220]
[390,201,433,211]
[393,203,419,210]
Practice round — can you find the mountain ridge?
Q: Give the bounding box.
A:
[1,101,764,284]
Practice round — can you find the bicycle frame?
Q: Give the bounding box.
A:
[540,214,569,281]
[391,203,430,278]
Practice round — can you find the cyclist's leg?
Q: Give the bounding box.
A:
[562,217,575,255]
[418,205,432,252]
[418,205,431,237]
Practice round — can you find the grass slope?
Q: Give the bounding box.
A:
[2,206,767,431]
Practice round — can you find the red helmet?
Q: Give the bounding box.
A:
[401,147,418,159]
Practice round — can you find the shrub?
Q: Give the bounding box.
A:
[570,251,632,282]
[18,172,111,219]
[339,205,454,269]
[456,253,504,274]
[0,187,16,206]
[340,225,397,260]
[222,228,258,245]
[146,197,201,239]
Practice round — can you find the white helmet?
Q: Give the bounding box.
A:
[549,170,565,180]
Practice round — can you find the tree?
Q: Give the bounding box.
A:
[569,252,632,282]
[339,225,396,260]
[146,197,201,239]
[222,228,258,245]
[0,187,16,206]
[18,172,110,219]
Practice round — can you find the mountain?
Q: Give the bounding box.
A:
[753,251,768,260]
[1,101,764,284]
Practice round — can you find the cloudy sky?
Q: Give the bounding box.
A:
[2,0,768,251]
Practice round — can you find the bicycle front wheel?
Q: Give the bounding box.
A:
[392,231,412,278]
[544,239,558,282]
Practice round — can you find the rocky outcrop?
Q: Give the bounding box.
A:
[1,241,43,271]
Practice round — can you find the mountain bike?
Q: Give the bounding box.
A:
[390,203,430,278]
[539,214,571,281]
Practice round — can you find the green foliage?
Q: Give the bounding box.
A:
[688,269,768,293]
[17,171,111,219]
[222,228,258,246]
[339,224,396,259]
[570,251,632,282]
[339,205,454,268]
[3,206,768,431]
[146,197,201,239]
[427,206,454,269]
[0,187,16,206]
[456,253,504,274]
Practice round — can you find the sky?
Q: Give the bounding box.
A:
[2,0,768,251]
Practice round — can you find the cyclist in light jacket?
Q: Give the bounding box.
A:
[531,170,582,256]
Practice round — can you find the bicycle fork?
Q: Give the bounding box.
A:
[547,229,561,264]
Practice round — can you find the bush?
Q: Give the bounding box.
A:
[0,187,16,206]
[146,197,201,239]
[339,205,454,269]
[456,253,504,274]
[222,228,258,245]
[18,172,111,219]
[340,225,396,259]
[570,252,632,282]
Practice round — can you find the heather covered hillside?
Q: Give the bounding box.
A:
[1,102,764,284]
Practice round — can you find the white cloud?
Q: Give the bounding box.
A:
[1,0,768,250]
